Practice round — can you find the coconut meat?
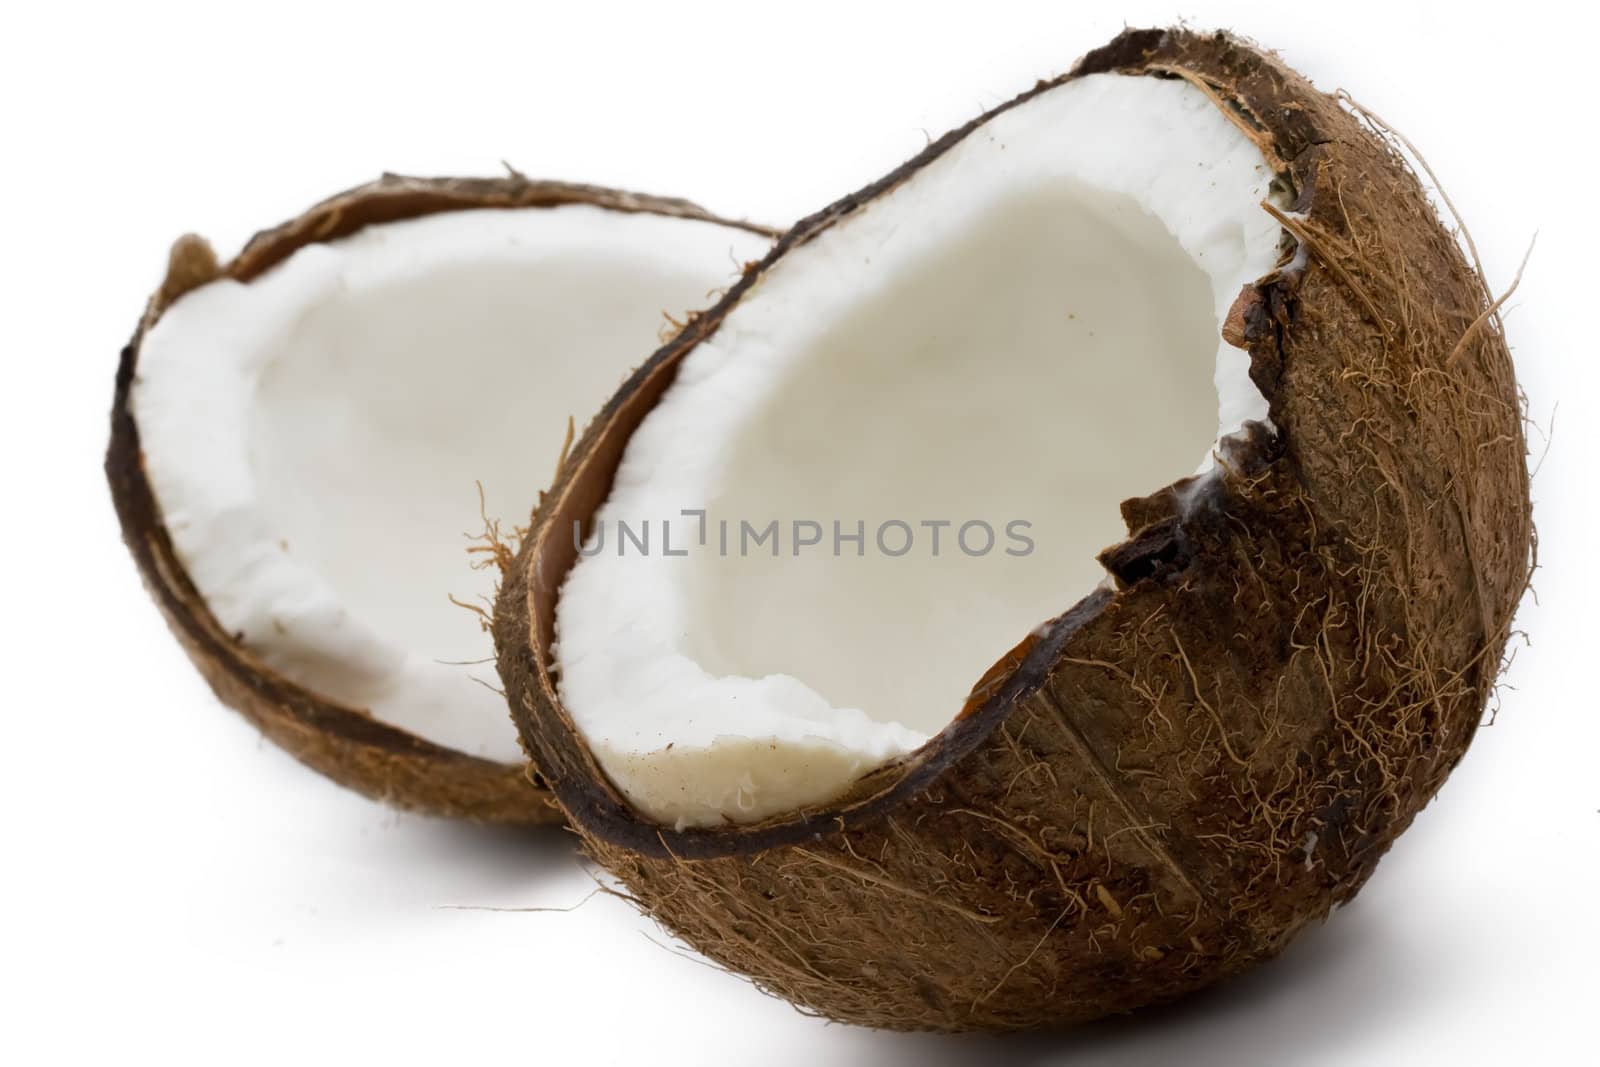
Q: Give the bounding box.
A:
[134,205,769,762]
[555,73,1287,828]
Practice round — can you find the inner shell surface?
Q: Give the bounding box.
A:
[681,181,1216,734]
[134,205,769,762]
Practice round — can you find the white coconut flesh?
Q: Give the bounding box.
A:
[555,73,1290,829]
[133,205,771,762]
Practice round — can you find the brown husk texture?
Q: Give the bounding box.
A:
[107,174,773,823]
[495,30,1532,1025]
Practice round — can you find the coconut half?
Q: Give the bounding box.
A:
[498,30,1532,1028]
[107,175,773,822]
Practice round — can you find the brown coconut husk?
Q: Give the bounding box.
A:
[496,29,1533,1026]
[107,173,776,823]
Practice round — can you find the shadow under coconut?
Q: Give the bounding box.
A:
[336,812,587,917]
[829,897,1438,1065]
[403,819,579,885]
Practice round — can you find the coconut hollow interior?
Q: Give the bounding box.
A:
[553,73,1289,828]
[133,206,770,763]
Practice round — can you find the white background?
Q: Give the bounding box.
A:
[4,1,1595,1063]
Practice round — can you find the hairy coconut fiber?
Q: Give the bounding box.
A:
[107,174,774,823]
[495,29,1533,1027]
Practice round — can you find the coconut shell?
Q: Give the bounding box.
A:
[496,30,1532,1026]
[107,173,776,824]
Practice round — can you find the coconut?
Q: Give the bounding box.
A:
[107,174,774,822]
[496,28,1532,1028]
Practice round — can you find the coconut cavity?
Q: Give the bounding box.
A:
[133,206,770,761]
[555,73,1287,827]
